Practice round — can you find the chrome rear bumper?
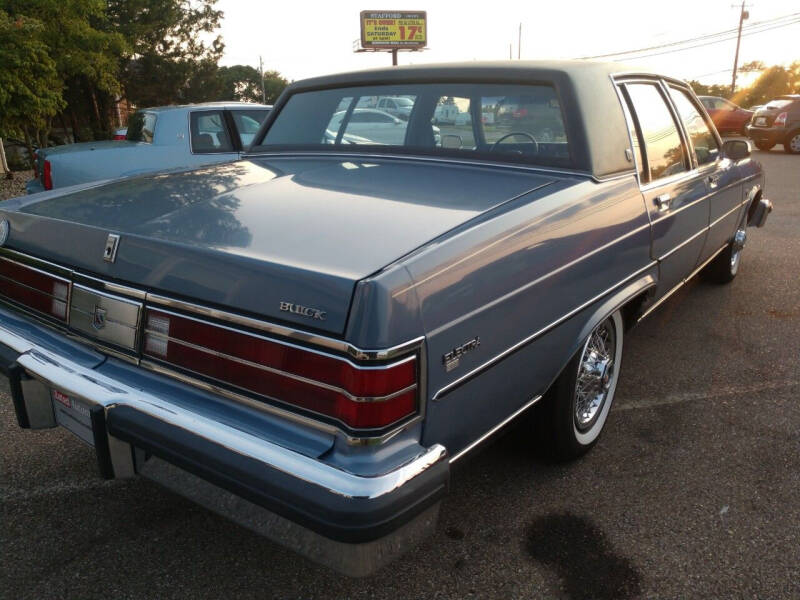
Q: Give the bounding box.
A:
[0,317,448,576]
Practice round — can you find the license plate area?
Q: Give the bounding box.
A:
[755,117,767,126]
[52,389,95,446]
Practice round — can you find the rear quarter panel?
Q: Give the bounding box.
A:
[389,175,654,455]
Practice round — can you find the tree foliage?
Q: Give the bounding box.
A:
[107,0,225,106]
[213,66,288,104]
[739,62,800,107]
[0,11,64,138]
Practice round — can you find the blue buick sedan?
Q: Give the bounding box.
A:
[1,61,771,576]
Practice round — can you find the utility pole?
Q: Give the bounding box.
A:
[509,43,512,60]
[259,56,266,103]
[730,1,750,95]
[518,23,522,59]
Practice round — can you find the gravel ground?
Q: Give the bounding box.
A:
[0,149,798,599]
[0,170,32,201]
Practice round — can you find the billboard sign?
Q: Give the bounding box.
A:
[360,11,427,49]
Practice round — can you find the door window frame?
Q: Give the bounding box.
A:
[613,75,704,191]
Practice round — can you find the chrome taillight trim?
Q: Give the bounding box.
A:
[144,331,417,403]
[146,292,424,362]
[140,359,423,443]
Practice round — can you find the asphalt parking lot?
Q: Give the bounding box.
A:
[1,148,798,599]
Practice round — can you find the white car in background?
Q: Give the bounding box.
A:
[327,108,440,146]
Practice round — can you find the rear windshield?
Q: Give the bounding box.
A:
[252,83,571,167]
[126,112,157,143]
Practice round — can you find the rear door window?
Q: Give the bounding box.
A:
[190,110,234,153]
[668,87,719,166]
[625,83,689,182]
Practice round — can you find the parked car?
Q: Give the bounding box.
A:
[375,96,414,120]
[326,108,440,145]
[0,61,771,576]
[746,94,800,153]
[698,95,753,136]
[25,102,271,193]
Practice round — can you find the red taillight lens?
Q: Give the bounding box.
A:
[143,310,418,429]
[112,134,126,140]
[775,112,787,127]
[0,257,69,321]
[43,160,53,190]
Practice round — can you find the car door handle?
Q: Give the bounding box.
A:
[654,194,671,211]
[707,174,720,188]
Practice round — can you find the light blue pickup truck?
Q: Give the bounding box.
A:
[26,102,270,193]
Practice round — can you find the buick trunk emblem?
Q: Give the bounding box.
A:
[279,301,327,321]
[103,233,120,263]
[91,306,107,330]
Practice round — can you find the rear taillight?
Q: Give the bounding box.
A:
[43,160,53,190]
[0,257,69,321]
[112,134,126,140]
[142,309,418,430]
[775,112,788,127]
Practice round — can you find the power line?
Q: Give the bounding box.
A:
[576,11,800,59]
[614,18,800,61]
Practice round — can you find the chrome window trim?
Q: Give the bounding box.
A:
[244,150,593,180]
[432,261,657,400]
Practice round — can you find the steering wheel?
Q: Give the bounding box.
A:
[489,131,538,154]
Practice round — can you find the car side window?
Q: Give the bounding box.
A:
[190,110,234,153]
[231,109,269,148]
[668,87,720,166]
[625,83,689,182]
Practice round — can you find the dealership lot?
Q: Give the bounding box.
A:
[1,148,798,599]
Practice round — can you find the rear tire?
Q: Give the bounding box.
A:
[784,130,800,154]
[534,311,624,461]
[755,141,774,152]
[703,228,746,284]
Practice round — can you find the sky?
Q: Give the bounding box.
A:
[217,0,800,87]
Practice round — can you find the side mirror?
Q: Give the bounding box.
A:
[722,139,751,160]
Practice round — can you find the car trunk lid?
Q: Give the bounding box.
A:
[1,156,556,334]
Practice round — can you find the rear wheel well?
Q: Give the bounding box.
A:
[621,288,654,330]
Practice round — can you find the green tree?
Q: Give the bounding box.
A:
[107,0,225,106]
[741,63,800,107]
[3,0,126,139]
[213,65,288,103]
[0,11,64,163]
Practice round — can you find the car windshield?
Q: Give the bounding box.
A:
[253,83,571,167]
[126,112,157,143]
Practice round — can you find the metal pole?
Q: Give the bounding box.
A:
[259,56,266,103]
[509,43,512,59]
[392,48,398,66]
[518,23,521,59]
[730,1,747,95]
